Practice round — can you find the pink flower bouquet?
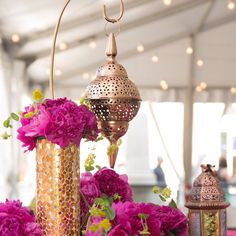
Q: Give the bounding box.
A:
[2,90,99,151]
[81,167,188,236]
[0,200,42,236]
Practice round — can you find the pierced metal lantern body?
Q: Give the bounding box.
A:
[86,33,141,168]
[185,165,229,236]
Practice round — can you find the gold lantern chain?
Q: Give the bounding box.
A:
[49,0,124,99]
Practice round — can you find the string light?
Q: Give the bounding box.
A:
[82,72,90,80]
[196,85,203,92]
[137,44,144,53]
[227,0,235,10]
[152,55,159,63]
[55,69,62,76]
[59,42,68,51]
[163,0,172,6]
[197,59,204,67]
[200,81,207,89]
[160,80,168,90]
[11,34,21,43]
[186,47,193,55]
[91,74,96,80]
[89,40,97,49]
[230,87,236,93]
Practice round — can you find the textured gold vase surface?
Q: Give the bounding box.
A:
[36,139,80,236]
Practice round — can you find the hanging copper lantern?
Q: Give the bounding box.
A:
[185,164,229,236]
[86,1,141,168]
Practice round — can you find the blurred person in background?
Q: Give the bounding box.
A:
[153,157,167,190]
[217,156,235,202]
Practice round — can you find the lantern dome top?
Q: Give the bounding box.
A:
[185,164,230,209]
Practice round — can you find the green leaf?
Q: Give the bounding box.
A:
[3,118,11,128]
[159,195,166,202]
[95,165,101,170]
[152,186,161,194]
[1,132,11,140]
[104,207,116,220]
[10,112,19,121]
[168,199,177,208]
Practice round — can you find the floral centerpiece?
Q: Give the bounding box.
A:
[1,90,187,235]
[2,89,98,151]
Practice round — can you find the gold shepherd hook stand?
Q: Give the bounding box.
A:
[103,0,124,23]
[49,0,71,99]
[49,0,124,99]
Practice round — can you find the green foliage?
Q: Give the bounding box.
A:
[152,186,172,202]
[1,132,11,140]
[168,199,177,208]
[139,213,151,235]
[84,153,96,172]
[10,112,19,121]
[107,139,122,157]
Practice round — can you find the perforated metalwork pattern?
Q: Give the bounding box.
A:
[86,76,140,100]
[96,63,128,78]
[191,172,225,202]
[90,99,140,121]
[36,139,80,236]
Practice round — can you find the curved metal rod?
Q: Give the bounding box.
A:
[50,0,71,98]
[103,0,124,23]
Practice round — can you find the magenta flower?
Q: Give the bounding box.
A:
[80,172,101,221]
[110,202,162,236]
[0,200,42,236]
[44,99,98,148]
[154,206,187,236]
[17,98,99,151]
[94,168,133,202]
[23,223,43,236]
[107,225,129,236]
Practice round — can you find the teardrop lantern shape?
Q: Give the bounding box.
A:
[86,33,141,168]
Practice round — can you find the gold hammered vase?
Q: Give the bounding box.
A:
[36,139,80,236]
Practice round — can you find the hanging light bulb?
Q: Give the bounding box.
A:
[11,34,21,43]
[196,85,203,92]
[163,0,172,6]
[137,44,144,53]
[230,87,236,93]
[160,80,168,90]
[55,69,62,76]
[227,0,235,10]
[200,81,207,89]
[59,42,68,51]
[152,55,159,63]
[197,59,204,67]
[82,72,90,80]
[89,39,97,49]
[186,47,193,55]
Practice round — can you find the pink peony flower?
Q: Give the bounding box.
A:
[107,225,129,236]
[23,223,43,236]
[44,99,98,148]
[111,202,161,236]
[154,205,187,236]
[94,168,133,202]
[17,98,99,151]
[80,172,101,222]
[0,200,42,236]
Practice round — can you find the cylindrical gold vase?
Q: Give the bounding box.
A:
[36,139,80,236]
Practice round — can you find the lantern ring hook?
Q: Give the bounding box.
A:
[103,0,124,23]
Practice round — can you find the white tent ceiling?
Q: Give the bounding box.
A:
[0,0,236,90]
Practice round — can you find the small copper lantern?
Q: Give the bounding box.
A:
[86,33,141,168]
[185,164,229,236]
